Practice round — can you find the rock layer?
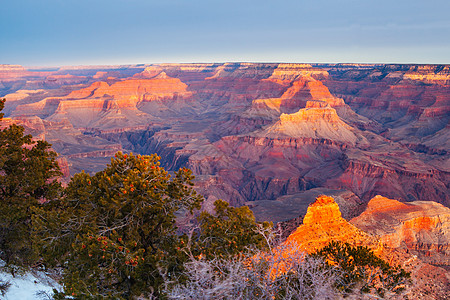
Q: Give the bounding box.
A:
[285,195,377,252]
[1,63,449,207]
[351,195,450,266]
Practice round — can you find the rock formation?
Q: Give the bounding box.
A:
[285,195,377,252]
[0,63,448,207]
[284,195,450,299]
[351,195,450,266]
[264,103,359,145]
[319,64,450,153]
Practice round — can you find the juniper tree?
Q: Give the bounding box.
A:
[313,241,410,297]
[0,99,61,267]
[195,199,272,259]
[33,152,203,299]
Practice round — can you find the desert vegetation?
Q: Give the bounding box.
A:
[0,98,410,299]
[0,99,62,267]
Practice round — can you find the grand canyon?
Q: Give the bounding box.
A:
[1,63,449,298]
[1,63,448,209]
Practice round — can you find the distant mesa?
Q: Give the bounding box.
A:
[10,72,192,129]
[263,103,358,145]
[275,78,345,111]
[267,63,329,81]
[0,64,29,79]
[133,66,168,79]
[242,75,346,122]
[279,104,340,123]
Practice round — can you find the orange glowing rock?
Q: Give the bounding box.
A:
[264,105,358,145]
[285,195,378,254]
[280,195,450,298]
[351,195,450,266]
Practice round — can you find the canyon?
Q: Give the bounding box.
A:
[1,62,449,296]
[2,63,448,214]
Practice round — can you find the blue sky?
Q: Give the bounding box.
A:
[1,0,449,66]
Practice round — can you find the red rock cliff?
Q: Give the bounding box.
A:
[351,195,450,266]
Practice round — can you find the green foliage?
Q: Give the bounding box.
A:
[313,241,410,296]
[195,199,272,259]
[33,152,203,299]
[0,99,61,266]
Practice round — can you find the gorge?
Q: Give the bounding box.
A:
[1,62,449,297]
[1,63,448,216]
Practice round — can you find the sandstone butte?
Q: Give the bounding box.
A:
[264,102,359,145]
[285,195,378,252]
[284,195,450,299]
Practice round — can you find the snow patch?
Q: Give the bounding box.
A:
[0,266,61,300]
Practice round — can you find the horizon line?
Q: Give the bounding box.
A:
[3,61,450,70]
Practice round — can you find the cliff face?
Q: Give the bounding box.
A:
[285,195,377,252]
[1,63,449,208]
[265,104,358,145]
[320,64,450,151]
[351,195,450,266]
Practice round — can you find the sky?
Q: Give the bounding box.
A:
[1,0,449,66]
